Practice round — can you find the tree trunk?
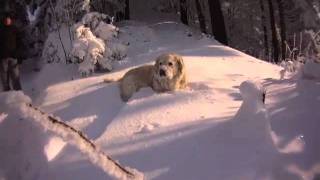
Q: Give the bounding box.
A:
[259,0,269,60]
[276,0,286,61]
[267,0,280,63]
[180,0,188,25]
[195,0,206,33]
[124,0,130,20]
[116,11,124,22]
[208,0,228,45]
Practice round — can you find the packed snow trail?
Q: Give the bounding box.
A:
[23,103,143,180]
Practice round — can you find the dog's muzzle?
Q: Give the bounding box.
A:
[159,69,166,77]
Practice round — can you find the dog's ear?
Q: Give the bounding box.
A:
[175,55,185,75]
[154,56,161,70]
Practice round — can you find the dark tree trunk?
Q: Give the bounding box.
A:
[180,0,188,25]
[276,0,286,61]
[259,0,269,59]
[124,0,130,20]
[116,12,124,22]
[208,0,228,45]
[267,0,280,63]
[195,0,206,33]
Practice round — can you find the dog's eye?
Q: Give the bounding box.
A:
[159,62,163,65]
[168,62,173,66]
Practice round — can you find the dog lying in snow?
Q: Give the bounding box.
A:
[104,53,187,101]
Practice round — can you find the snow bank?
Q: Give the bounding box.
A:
[0,92,48,180]
[233,80,272,145]
[0,92,143,179]
[23,104,143,180]
[0,91,31,111]
[302,59,320,79]
[223,81,276,177]
[239,80,266,103]
[281,57,320,80]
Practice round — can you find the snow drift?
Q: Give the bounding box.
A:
[0,92,48,180]
[0,92,143,180]
[4,18,319,180]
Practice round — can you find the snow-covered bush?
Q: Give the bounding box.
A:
[71,24,111,76]
[279,54,305,79]
[94,21,119,41]
[70,12,127,76]
[279,59,304,73]
[279,53,320,80]
[81,12,110,30]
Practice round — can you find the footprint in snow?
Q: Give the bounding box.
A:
[188,82,212,91]
[136,123,161,134]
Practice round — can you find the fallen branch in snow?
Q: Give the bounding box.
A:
[24,103,143,180]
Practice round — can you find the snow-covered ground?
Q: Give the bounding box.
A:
[1,18,320,180]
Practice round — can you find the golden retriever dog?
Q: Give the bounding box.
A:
[104,53,187,101]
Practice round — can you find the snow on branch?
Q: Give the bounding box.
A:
[24,103,144,180]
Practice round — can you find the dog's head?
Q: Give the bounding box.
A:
[154,53,185,80]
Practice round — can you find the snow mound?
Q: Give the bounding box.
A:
[0,92,48,180]
[24,104,143,180]
[302,59,320,79]
[210,80,277,179]
[0,91,31,114]
[1,91,143,179]
[233,81,272,144]
[239,80,265,102]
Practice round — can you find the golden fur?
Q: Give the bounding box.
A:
[104,53,187,101]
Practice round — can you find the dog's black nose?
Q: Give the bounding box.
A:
[159,69,166,77]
